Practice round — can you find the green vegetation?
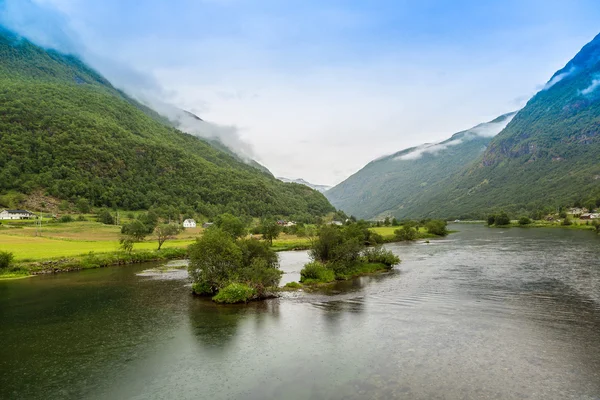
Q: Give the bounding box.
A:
[0,28,334,221]
[187,228,282,303]
[299,223,400,285]
[0,251,14,270]
[487,212,511,227]
[212,283,256,304]
[325,113,517,220]
[328,35,600,221]
[518,216,532,226]
[155,224,182,250]
[300,261,336,284]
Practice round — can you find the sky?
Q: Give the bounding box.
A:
[1,0,600,186]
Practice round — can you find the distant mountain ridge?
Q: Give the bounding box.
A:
[328,32,600,220]
[325,112,516,219]
[278,178,332,193]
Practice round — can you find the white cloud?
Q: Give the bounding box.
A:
[580,78,600,95]
[542,67,576,90]
[393,112,515,161]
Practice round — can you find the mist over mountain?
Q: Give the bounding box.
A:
[328,33,600,220]
[326,113,516,219]
[0,27,334,218]
[277,178,332,193]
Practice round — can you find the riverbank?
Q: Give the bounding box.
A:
[0,222,447,280]
[0,247,189,280]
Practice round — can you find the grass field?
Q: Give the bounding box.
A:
[0,220,451,265]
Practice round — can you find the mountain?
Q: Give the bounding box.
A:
[328,32,600,220]
[417,33,600,218]
[325,113,516,219]
[0,27,334,219]
[277,178,332,193]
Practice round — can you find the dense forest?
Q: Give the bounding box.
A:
[0,27,334,220]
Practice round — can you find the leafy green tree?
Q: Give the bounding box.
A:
[487,215,496,226]
[214,213,247,239]
[76,198,91,214]
[155,224,182,250]
[0,251,14,270]
[494,212,511,226]
[97,209,115,225]
[518,216,532,226]
[395,225,417,240]
[258,220,281,245]
[121,220,149,242]
[425,220,449,236]
[383,217,391,226]
[188,228,243,294]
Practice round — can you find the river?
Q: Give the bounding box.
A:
[1,224,599,399]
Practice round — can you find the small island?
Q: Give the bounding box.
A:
[187,219,450,303]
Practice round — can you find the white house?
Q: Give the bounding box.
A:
[0,210,35,220]
[183,219,197,228]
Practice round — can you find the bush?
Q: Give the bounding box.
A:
[212,283,256,304]
[487,215,496,226]
[0,251,14,270]
[300,261,335,284]
[362,246,400,267]
[284,281,302,289]
[425,220,449,236]
[97,209,115,225]
[562,217,573,226]
[77,215,86,221]
[394,225,417,241]
[59,215,74,223]
[494,212,510,226]
[518,216,532,226]
[192,281,213,296]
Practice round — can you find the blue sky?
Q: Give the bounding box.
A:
[2,0,600,185]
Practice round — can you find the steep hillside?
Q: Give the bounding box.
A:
[0,27,334,219]
[419,33,600,218]
[326,113,516,219]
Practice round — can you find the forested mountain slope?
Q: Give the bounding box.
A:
[326,113,516,219]
[0,27,334,219]
[418,33,600,218]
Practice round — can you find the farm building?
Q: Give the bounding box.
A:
[0,210,35,220]
[183,219,197,228]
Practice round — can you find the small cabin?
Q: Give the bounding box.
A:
[0,209,35,220]
[183,219,197,228]
[202,222,214,229]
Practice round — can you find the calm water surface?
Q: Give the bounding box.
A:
[1,225,599,399]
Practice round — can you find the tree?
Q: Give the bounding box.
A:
[0,251,14,270]
[155,224,182,250]
[214,213,247,239]
[260,220,281,245]
[383,217,391,226]
[518,216,532,226]
[97,209,114,225]
[494,212,510,226]
[188,228,243,294]
[119,220,149,252]
[121,220,149,242]
[76,198,91,214]
[425,220,449,236]
[487,215,496,226]
[394,225,417,241]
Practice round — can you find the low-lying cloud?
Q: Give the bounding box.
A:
[394,112,515,161]
[542,67,577,91]
[580,78,600,96]
[0,0,255,161]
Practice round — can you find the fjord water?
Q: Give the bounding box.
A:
[1,225,599,399]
